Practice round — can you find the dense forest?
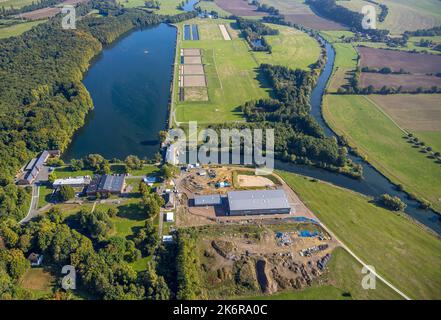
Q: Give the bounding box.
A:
[0,0,196,222]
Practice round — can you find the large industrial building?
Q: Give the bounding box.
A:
[86,174,126,196]
[17,150,59,185]
[193,189,291,216]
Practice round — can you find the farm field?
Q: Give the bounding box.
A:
[337,0,441,34]
[355,37,441,55]
[196,0,230,17]
[0,0,35,9]
[244,247,401,300]
[259,0,346,30]
[359,73,441,91]
[358,46,441,74]
[173,19,321,124]
[0,19,46,39]
[118,0,182,14]
[323,95,441,213]
[215,0,266,17]
[278,170,441,300]
[368,94,441,132]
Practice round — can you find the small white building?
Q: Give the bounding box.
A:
[162,235,173,242]
[53,177,91,188]
[165,212,174,222]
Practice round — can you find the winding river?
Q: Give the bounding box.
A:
[63,2,440,234]
[276,42,441,235]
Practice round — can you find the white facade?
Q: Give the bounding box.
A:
[53,177,91,188]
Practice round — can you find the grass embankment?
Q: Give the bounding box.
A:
[278,170,441,300]
[118,0,182,15]
[173,19,322,125]
[323,94,441,213]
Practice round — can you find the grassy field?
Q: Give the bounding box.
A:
[20,268,55,299]
[253,24,321,71]
[197,0,230,17]
[0,0,35,9]
[418,132,441,152]
[337,0,441,34]
[323,95,441,213]
[245,247,401,300]
[278,170,441,300]
[0,19,46,39]
[118,0,182,15]
[173,18,321,125]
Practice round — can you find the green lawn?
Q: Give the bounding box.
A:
[323,95,441,212]
[243,247,401,300]
[38,185,55,209]
[1,0,36,9]
[0,20,47,39]
[278,170,441,300]
[173,19,321,125]
[417,131,441,152]
[253,24,321,71]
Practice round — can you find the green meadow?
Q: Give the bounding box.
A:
[323,95,441,213]
[278,170,441,300]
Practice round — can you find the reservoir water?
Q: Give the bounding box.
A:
[63,23,176,160]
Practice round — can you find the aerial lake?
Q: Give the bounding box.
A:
[63,23,176,160]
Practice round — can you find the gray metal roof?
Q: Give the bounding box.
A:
[99,175,125,192]
[227,189,290,211]
[25,158,37,171]
[194,194,222,206]
[34,151,49,169]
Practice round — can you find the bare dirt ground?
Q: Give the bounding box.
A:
[216,0,267,17]
[358,46,441,74]
[182,64,204,75]
[237,174,275,187]
[183,48,201,56]
[183,75,206,87]
[218,24,231,41]
[184,87,209,101]
[368,94,441,132]
[198,222,338,297]
[183,56,202,64]
[360,73,441,91]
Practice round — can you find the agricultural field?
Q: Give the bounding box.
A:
[173,18,322,125]
[215,0,266,17]
[337,0,441,34]
[355,37,441,55]
[196,0,230,17]
[368,94,441,132]
[278,170,441,300]
[0,19,46,39]
[259,0,346,30]
[118,0,182,15]
[358,46,441,74]
[323,95,441,213]
[357,46,441,90]
[359,73,441,91]
[0,0,35,10]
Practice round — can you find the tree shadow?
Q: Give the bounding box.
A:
[117,203,146,221]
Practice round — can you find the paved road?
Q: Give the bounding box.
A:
[20,185,39,224]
